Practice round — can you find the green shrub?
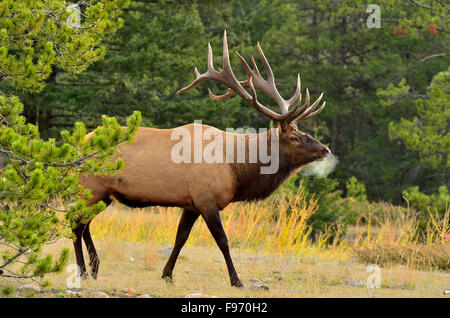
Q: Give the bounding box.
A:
[345,177,367,201]
[402,185,449,229]
[299,176,347,235]
[403,185,449,216]
[1,285,14,297]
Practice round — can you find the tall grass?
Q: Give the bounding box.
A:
[89,190,449,271]
[90,189,348,259]
[352,203,450,271]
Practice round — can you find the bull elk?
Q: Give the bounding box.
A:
[75,31,329,287]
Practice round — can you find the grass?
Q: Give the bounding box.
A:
[90,190,344,259]
[1,190,449,297]
[12,238,447,298]
[351,203,450,271]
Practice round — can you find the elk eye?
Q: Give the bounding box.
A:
[290,137,300,143]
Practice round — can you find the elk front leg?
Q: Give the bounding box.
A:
[201,209,243,288]
[162,209,199,281]
[82,221,100,279]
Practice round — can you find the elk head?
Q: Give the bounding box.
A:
[177,31,330,168]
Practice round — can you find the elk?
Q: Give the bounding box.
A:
[75,31,329,287]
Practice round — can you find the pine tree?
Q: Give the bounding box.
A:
[383,69,449,169]
[0,0,141,281]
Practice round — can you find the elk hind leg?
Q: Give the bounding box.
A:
[75,177,111,279]
[72,223,88,279]
[162,209,199,281]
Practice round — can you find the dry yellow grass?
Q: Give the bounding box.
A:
[90,190,347,261]
[352,205,450,271]
[20,238,448,298]
[2,190,449,297]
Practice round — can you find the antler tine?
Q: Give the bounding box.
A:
[251,56,262,78]
[245,43,303,114]
[256,42,274,81]
[291,90,325,125]
[176,41,216,95]
[298,92,323,120]
[236,50,299,119]
[177,30,251,101]
[286,74,301,106]
[301,101,326,121]
[208,88,235,100]
[235,50,302,119]
[288,88,310,122]
[207,80,252,102]
[248,76,286,120]
[257,44,303,114]
[176,65,203,94]
[222,30,232,72]
[236,50,253,76]
[254,43,288,114]
[205,33,238,102]
[248,79,301,121]
[207,42,214,71]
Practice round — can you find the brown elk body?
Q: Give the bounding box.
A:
[74,31,329,287]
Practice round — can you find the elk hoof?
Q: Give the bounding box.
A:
[161,274,174,284]
[80,272,90,280]
[231,280,244,288]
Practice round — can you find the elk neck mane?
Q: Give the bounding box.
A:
[229,128,302,202]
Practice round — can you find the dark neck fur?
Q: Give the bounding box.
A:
[229,129,301,202]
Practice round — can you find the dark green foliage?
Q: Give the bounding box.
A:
[378,60,449,227]
[403,185,449,217]
[346,177,368,201]
[17,1,244,134]
[379,69,449,169]
[299,176,346,235]
[403,185,449,230]
[0,0,130,92]
[1,285,14,297]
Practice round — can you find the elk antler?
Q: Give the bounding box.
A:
[177,30,326,126]
[289,89,326,126]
